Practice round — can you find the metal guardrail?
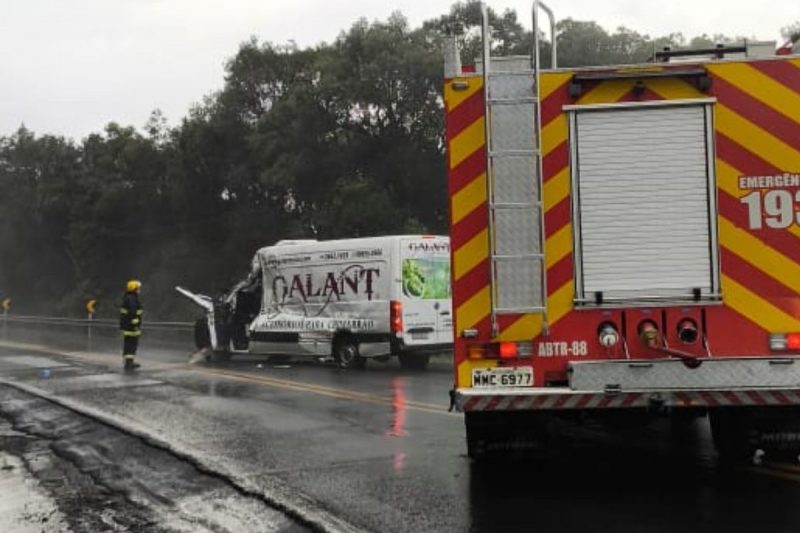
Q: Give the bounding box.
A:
[2,315,194,332]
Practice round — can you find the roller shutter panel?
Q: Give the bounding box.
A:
[571,104,718,302]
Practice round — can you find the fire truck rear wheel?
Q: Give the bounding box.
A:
[398,353,430,371]
[466,412,546,460]
[709,409,753,465]
[334,338,366,370]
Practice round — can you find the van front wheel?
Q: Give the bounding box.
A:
[334,339,366,370]
[399,353,430,371]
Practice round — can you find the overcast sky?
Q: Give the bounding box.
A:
[2,0,798,140]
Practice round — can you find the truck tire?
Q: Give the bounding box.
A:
[334,338,366,370]
[398,353,430,371]
[709,409,754,465]
[466,411,547,460]
[194,318,211,350]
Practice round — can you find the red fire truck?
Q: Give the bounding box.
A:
[445,2,800,462]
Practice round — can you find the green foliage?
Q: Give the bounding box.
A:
[0,3,755,318]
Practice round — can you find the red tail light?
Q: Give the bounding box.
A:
[788,333,800,350]
[390,300,403,335]
[499,342,518,359]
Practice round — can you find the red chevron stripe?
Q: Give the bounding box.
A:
[543,141,568,181]
[496,313,529,334]
[449,148,486,197]
[716,133,783,178]
[750,59,800,94]
[718,191,800,266]
[541,79,573,126]
[450,203,488,251]
[546,254,573,296]
[446,89,485,138]
[721,249,800,318]
[544,197,570,238]
[453,258,490,306]
[713,75,800,152]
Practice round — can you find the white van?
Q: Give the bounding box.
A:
[179,235,453,369]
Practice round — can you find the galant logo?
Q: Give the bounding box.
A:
[406,241,449,253]
[272,264,381,304]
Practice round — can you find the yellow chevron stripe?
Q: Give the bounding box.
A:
[722,274,800,332]
[717,158,800,242]
[545,224,572,269]
[540,72,573,100]
[456,286,491,334]
[495,314,544,342]
[644,77,705,100]
[716,159,744,199]
[451,173,487,225]
[548,280,574,325]
[541,115,568,157]
[716,104,800,172]
[576,80,633,105]
[543,167,569,212]
[454,229,489,280]
[709,62,800,124]
[449,117,485,169]
[457,359,497,389]
[444,77,484,111]
[719,217,800,295]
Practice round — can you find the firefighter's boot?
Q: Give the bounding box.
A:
[123,355,140,371]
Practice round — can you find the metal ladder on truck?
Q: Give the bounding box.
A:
[481,1,558,336]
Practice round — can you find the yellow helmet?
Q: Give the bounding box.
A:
[126,280,142,292]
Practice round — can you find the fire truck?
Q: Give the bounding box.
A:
[445,2,800,462]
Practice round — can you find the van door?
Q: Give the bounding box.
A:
[399,237,453,347]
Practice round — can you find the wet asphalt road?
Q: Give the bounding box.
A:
[3,323,800,532]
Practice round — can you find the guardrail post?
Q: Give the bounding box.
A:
[85,299,96,351]
[87,312,93,350]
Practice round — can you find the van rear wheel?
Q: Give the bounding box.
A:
[334,339,366,370]
[399,353,430,371]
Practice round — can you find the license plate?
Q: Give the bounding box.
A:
[472,367,533,388]
[411,332,430,340]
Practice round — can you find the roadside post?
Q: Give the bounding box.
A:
[86,299,96,350]
[2,298,10,340]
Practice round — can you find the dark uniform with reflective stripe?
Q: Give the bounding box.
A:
[119,291,143,367]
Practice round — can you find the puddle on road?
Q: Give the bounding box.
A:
[385,377,408,438]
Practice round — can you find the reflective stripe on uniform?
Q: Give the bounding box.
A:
[135,310,143,316]
[122,330,141,337]
[120,308,128,314]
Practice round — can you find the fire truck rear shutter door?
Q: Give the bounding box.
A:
[572,103,718,302]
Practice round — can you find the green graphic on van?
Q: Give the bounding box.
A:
[402,258,451,299]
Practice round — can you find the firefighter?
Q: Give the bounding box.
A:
[120,280,143,370]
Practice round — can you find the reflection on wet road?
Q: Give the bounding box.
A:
[2,326,800,533]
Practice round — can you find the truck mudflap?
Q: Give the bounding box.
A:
[457,357,800,412]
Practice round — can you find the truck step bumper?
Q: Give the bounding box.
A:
[455,387,800,412]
